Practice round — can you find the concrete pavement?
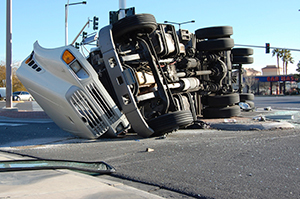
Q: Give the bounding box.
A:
[0,151,164,199]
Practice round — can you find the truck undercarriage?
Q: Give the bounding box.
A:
[17,13,254,139]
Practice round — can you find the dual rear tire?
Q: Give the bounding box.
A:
[112,14,157,43]
[203,93,241,118]
[195,26,234,51]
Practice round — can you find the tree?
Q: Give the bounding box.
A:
[294,61,300,82]
[244,76,257,93]
[272,48,283,74]
[0,61,27,92]
[281,49,293,74]
[285,56,294,75]
[297,60,300,73]
[0,62,5,87]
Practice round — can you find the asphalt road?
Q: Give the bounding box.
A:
[0,96,299,198]
[253,95,300,110]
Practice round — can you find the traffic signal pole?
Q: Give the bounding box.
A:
[71,19,90,45]
[235,44,300,52]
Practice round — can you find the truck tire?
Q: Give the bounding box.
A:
[195,26,233,39]
[147,110,193,137]
[112,14,157,43]
[197,38,234,51]
[207,93,240,107]
[239,93,254,102]
[203,105,240,118]
[232,56,253,64]
[231,48,253,56]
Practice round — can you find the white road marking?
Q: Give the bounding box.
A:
[0,123,26,126]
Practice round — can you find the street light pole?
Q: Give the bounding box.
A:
[164,20,195,29]
[6,0,12,108]
[65,1,87,45]
[119,0,126,19]
[65,0,69,46]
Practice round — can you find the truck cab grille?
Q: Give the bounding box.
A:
[70,90,109,136]
[85,83,118,122]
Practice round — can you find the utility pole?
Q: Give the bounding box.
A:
[6,0,12,108]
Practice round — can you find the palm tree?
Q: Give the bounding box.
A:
[281,49,293,74]
[272,48,283,74]
[285,55,294,74]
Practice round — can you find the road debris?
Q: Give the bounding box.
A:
[146,148,154,152]
[253,115,266,121]
[224,119,237,123]
[186,120,210,129]
[239,102,252,111]
[264,106,272,111]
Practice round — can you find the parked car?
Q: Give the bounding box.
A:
[13,91,34,101]
[0,87,5,100]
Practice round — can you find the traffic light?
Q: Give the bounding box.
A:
[265,43,270,54]
[93,16,99,30]
[82,31,87,39]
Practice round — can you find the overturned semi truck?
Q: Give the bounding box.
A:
[17,13,254,139]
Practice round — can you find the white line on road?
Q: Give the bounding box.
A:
[0,123,26,126]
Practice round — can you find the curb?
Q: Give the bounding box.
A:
[0,111,50,119]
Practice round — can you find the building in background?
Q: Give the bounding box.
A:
[261,65,282,76]
[240,65,297,95]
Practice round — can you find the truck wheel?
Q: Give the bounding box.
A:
[239,93,254,102]
[195,26,233,39]
[232,56,253,64]
[207,93,240,107]
[147,110,193,137]
[231,48,253,56]
[203,105,240,118]
[196,38,234,51]
[112,14,157,43]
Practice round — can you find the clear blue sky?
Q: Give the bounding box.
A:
[1,0,300,74]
